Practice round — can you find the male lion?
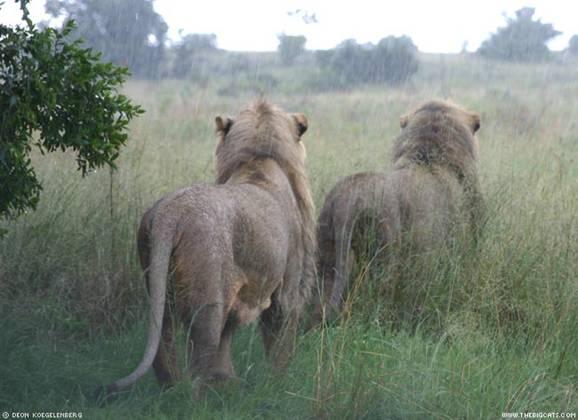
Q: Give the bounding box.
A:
[106,100,315,396]
[311,100,484,325]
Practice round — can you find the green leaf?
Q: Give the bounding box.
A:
[0,0,144,219]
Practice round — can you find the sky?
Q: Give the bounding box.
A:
[1,0,576,52]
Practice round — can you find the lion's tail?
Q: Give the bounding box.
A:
[311,197,355,326]
[106,224,172,395]
[330,210,356,313]
[308,203,335,328]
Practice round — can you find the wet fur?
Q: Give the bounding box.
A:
[312,100,484,325]
[106,100,315,396]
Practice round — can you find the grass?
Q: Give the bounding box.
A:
[0,54,577,418]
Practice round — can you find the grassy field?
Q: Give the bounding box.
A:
[1,54,577,419]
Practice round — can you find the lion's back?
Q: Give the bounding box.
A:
[387,166,467,249]
[140,183,293,272]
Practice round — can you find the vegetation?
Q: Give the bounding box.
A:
[316,36,419,87]
[478,7,561,61]
[171,33,217,79]
[568,35,578,56]
[0,0,143,219]
[1,53,576,418]
[45,0,168,78]
[277,34,306,66]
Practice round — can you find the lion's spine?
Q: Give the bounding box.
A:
[108,222,172,393]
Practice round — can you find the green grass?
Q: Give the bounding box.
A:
[1,55,577,418]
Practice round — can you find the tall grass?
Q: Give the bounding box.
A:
[0,56,576,418]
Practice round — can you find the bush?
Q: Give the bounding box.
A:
[171,33,218,79]
[568,35,578,56]
[277,34,306,66]
[0,2,143,220]
[372,36,420,84]
[315,36,418,87]
[477,7,561,61]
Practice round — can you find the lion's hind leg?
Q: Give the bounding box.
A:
[215,317,237,379]
[259,298,298,372]
[186,301,231,397]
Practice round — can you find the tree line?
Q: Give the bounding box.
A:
[34,2,578,82]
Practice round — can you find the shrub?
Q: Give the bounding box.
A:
[277,34,306,66]
[316,36,418,87]
[0,1,143,220]
[171,33,218,79]
[568,35,578,56]
[477,7,561,61]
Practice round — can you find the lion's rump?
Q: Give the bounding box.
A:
[149,183,295,323]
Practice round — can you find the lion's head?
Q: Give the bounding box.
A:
[214,99,308,182]
[394,100,481,181]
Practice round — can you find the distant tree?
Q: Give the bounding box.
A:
[315,49,334,68]
[568,35,578,55]
[326,39,371,83]
[477,7,561,61]
[371,36,419,84]
[277,34,306,66]
[317,36,418,86]
[45,0,168,78]
[0,0,143,221]
[171,33,217,78]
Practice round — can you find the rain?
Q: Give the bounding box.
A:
[0,0,576,418]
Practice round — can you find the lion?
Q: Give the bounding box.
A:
[105,100,316,397]
[311,100,484,326]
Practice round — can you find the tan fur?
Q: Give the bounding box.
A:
[106,100,315,396]
[311,100,484,326]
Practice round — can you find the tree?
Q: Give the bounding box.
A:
[317,36,418,86]
[327,39,371,83]
[568,35,578,56]
[371,36,419,84]
[45,0,168,78]
[277,34,306,66]
[171,33,217,78]
[0,0,143,220]
[477,7,561,61]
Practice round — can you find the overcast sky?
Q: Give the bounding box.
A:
[1,0,576,52]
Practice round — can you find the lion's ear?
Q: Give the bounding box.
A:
[471,113,481,133]
[292,113,308,138]
[215,116,234,136]
[400,114,410,129]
